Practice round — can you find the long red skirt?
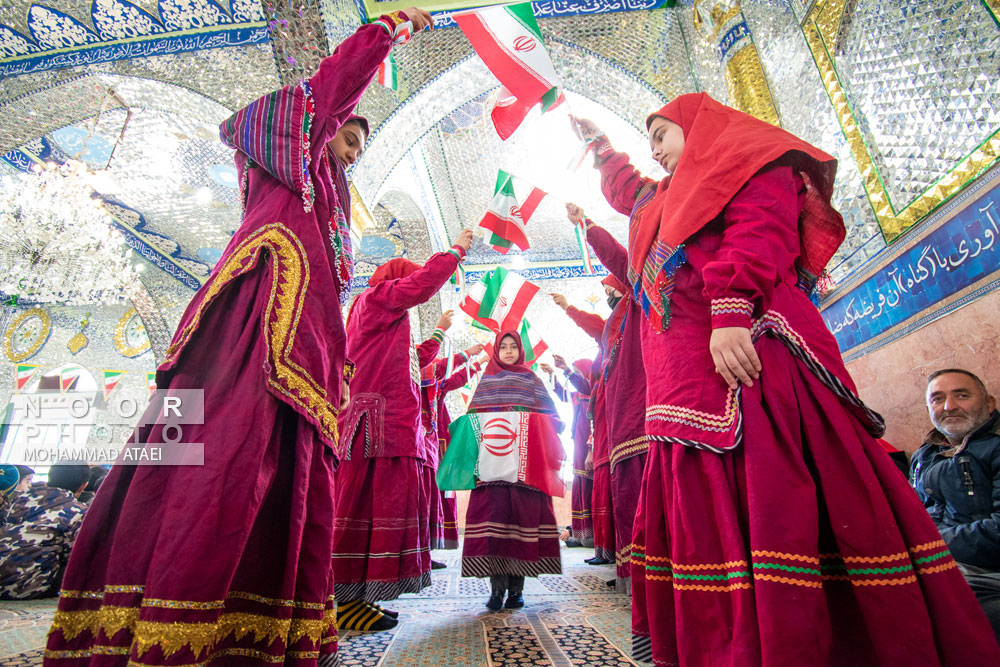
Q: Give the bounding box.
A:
[571,472,594,546]
[631,338,1000,666]
[441,491,459,550]
[44,276,338,666]
[331,420,430,603]
[461,483,561,578]
[612,452,646,590]
[424,465,446,550]
[592,462,615,562]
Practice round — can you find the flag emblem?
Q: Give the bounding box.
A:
[482,417,517,456]
[513,36,536,52]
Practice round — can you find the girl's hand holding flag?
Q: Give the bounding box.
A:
[436,309,454,332]
[401,7,434,32]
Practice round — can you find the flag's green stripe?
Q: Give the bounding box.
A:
[490,232,512,249]
[674,571,751,581]
[495,169,513,196]
[477,268,506,317]
[506,3,542,39]
[752,563,822,577]
[540,86,560,112]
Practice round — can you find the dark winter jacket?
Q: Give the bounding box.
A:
[911,410,1000,570]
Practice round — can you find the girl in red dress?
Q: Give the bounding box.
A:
[573,93,1000,665]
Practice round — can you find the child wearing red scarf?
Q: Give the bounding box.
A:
[573,93,1000,665]
[460,331,564,611]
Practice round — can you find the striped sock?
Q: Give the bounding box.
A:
[337,599,396,631]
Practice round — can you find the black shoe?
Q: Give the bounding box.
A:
[504,593,524,609]
[587,557,613,565]
[605,579,616,588]
[564,539,582,548]
[431,560,447,570]
[486,593,504,611]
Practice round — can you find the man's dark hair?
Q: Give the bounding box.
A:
[86,466,108,493]
[927,368,988,395]
[47,463,90,493]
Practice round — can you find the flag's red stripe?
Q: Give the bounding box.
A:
[499,280,539,331]
[519,187,546,222]
[480,211,529,250]
[454,14,550,105]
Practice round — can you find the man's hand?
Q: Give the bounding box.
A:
[340,379,351,412]
[401,7,433,32]
[538,362,554,375]
[550,292,569,311]
[436,309,454,331]
[565,202,585,224]
[553,354,569,371]
[709,327,761,389]
[465,343,484,357]
[569,115,602,141]
[455,228,473,252]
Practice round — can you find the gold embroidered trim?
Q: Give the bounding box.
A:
[226,590,327,610]
[160,223,339,445]
[51,606,140,642]
[142,598,225,610]
[50,607,336,659]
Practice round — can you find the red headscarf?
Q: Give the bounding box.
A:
[483,330,530,376]
[631,93,845,329]
[601,274,628,296]
[572,359,593,378]
[368,258,420,286]
[470,330,558,414]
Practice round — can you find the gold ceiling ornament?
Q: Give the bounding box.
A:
[3,307,51,363]
[67,312,90,355]
[692,0,780,127]
[349,182,375,234]
[801,1,1000,241]
[113,308,151,358]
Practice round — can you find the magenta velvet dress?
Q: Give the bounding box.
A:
[586,222,650,589]
[554,367,595,547]
[333,248,464,603]
[43,16,407,666]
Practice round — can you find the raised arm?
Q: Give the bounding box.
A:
[382,230,472,312]
[565,204,629,287]
[441,361,481,394]
[569,116,656,216]
[310,9,431,146]
[416,333,443,369]
[550,292,605,344]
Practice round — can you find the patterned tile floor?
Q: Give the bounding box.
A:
[0,546,637,666]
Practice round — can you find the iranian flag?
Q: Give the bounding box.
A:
[15,364,39,392]
[60,366,83,393]
[455,3,563,140]
[102,370,126,401]
[491,85,565,141]
[479,170,546,254]
[146,372,157,396]
[439,411,565,496]
[519,318,548,366]
[460,266,538,332]
[377,52,398,90]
